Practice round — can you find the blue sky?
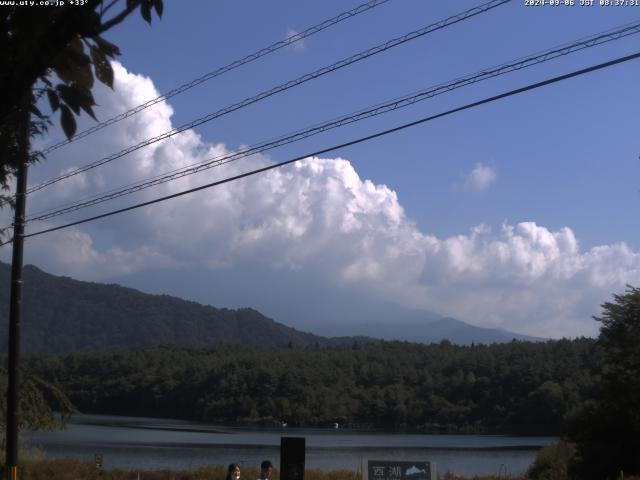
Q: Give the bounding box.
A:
[3,0,640,338]
[109,0,640,249]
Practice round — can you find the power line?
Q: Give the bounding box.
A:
[6,49,638,245]
[39,0,392,155]
[23,20,640,224]
[26,0,510,195]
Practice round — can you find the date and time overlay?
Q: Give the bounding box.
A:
[2,0,640,7]
[525,0,640,6]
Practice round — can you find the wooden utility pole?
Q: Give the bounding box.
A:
[4,99,30,480]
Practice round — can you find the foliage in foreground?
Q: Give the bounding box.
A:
[0,0,163,238]
[0,368,76,438]
[527,442,575,480]
[564,286,640,479]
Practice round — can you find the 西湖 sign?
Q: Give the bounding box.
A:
[366,460,435,480]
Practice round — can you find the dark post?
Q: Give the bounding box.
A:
[280,437,305,480]
[4,100,30,480]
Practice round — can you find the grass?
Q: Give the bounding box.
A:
[3,458,531,480]
[6,459,366,480]
[441,474,525,480]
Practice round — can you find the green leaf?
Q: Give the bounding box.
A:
[140,1,152,23]
[79,95,97,121]
[94,35,121,57]
[52,41,91,87]
[57,85,81,115]
[90,46,114,89]
[46,89,59,112]
[68,37,83,54]
[30,104,44,119]
[75,58,94,90]
[153,0,163,18]
[60,105,76,139]
[58,84,96,119]
[53,61,75,85]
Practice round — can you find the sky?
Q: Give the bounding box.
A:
[2,0,640,338]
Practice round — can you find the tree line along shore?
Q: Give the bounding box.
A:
[23,338,597,434]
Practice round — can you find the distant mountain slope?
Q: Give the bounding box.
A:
[414,317,544,344]
[0,262,542,353]
[0,263,360,353]
[315,314,544,345]
[113,265,544,346]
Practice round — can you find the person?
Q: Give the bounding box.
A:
[257,460,273,480]
[226,463,241,480]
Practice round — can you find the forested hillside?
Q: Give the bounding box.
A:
[0,262,541,350]
[25,338,600,434]
[0,263,363,352]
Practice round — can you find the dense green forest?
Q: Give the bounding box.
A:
[0,263,370,352]
[24,338,600,434]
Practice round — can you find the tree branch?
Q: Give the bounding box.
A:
[101,0,121,18]
[98,1,140,34]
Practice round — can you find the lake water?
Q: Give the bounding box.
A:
[23,414,557,477]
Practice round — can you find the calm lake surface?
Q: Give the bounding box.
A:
[23,414,557,477]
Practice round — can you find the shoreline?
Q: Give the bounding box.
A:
[61,411,561,437]
[22,413,551,476]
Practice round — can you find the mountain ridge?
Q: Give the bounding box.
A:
[0,262,541,353]
[0,262,369,353]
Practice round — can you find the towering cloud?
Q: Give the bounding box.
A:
[4,63,638,338]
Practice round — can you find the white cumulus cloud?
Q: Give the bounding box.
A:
[3,63,639,339]
[464,162,496,191]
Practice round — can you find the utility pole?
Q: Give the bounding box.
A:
[4,99,30,480]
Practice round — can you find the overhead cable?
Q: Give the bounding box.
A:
[39,0,393,154]
[24,20,640,223]
[27,0,511,195]
[6,49,638,245]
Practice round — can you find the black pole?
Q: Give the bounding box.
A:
[4,102,29,480]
